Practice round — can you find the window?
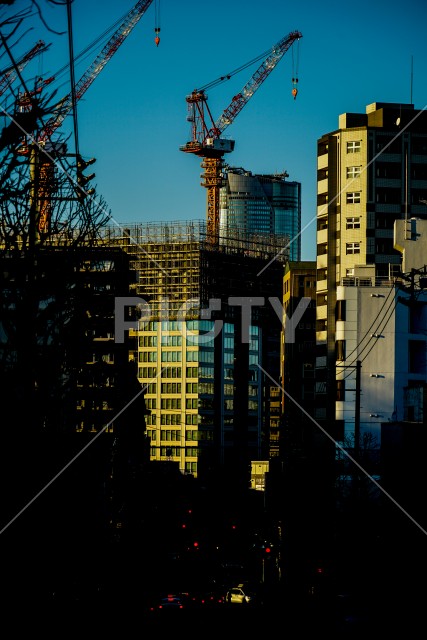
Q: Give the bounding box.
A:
[185,447,199,457]
[186,382,198,393]
[160,429,180,441]
[161,350,181,362]
[409,340,426,374]
[376,162,401,179]
[161,446,180,457]
[346,217,360,229]
[161,382,181,394]
[186,350,199,362]
[346,192,361,204]
[336,300,346,321]
[347,141,361,153]
[346,166,361,179]
[186,429,199,440]
[139,366,157,379]
[161,398,181,410]
[139,351,157,362]
[199,382,214,394]
[303,363,314,378]
[160,413,181,425]
[139,335,157,347]
[160,367,181,378]
[161,334,182,346]
[199,366,214,379]
[376,187,401,204]
[346,242,360,254]
[375,238,395,254]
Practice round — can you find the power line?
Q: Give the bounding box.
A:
[341,292,399,380]
[343,285,395,362]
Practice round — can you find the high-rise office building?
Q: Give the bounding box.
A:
[315,102,427,431]
[220,167,301,261]
[104,221,286,486]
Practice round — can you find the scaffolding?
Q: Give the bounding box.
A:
[102,220,290,320]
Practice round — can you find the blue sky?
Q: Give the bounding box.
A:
[2,0,427,260]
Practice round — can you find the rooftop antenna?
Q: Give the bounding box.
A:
[410,54,413,104]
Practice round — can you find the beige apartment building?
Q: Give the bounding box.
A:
[315,101,427,434]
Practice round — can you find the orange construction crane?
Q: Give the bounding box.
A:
[39,0,156,145]
[180,29,302,245]
[0,40,50,100]
[25,0,156,235]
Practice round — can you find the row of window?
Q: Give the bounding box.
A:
[139,365,259,380]
[139,321,259,335]
[147,397,217,410]
[146,414,207,426]
[136,350,222,363]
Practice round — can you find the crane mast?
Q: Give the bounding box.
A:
[180,30,302,245]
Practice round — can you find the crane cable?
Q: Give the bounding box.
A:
[291,38,299,99]
[66,0,79,156]
[154,0,160,46]
[199,36,299,93]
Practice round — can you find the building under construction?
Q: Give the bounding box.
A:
[103,220,287,486]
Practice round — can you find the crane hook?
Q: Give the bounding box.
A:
[292,77,298,100]
[154,27,160,47]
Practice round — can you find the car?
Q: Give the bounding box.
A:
[148,593,186,612]
[226,585,255,605]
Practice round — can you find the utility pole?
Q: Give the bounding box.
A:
[354,360,361,458]
[337,360,361,457]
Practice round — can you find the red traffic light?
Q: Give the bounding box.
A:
[264,546,271,553]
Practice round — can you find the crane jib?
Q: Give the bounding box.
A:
[39,0,155,143]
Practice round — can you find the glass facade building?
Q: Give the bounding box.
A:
[220,167,301,261]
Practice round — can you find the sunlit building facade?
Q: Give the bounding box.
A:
[104,221,285,484]
[315,102,427,434]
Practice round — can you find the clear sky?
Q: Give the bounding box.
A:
[2,0,427,260]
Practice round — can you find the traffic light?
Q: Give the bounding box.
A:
[76,154,96,201]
